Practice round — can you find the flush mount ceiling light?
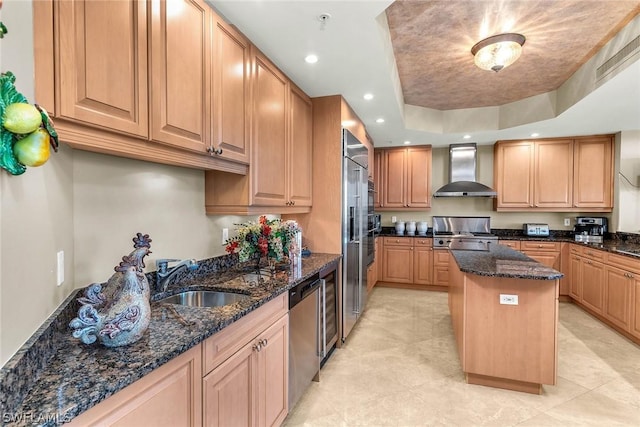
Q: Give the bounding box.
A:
[471,33,526,72]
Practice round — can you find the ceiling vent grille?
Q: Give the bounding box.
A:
[596,35,640,82]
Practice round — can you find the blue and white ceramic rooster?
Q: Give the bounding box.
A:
[70,233,152,347]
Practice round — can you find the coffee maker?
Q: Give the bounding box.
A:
[573,217,608,244]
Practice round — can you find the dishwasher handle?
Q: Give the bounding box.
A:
[301,279,321,299]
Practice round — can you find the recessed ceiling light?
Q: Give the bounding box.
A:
[404,140,411,145]
[304,54,318,64]
[376,118,385,123]
[531,132,540,137]
[363,93,374,101]
[463,134,471,139]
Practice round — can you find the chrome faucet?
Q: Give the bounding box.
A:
[156,258,199,291]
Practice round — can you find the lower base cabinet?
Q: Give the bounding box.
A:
[203,314,289,427]
[380,237,434,287]
[68,345,203,426]
[68,294,289,427]
[433,250,450,287]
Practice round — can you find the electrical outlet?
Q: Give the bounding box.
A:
[56,251,64,286]
[391,216,397,223]
[222,228,229,245]
[499,294,518,305]
[564,218,571,226]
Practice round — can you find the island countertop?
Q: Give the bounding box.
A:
[1,253,340,427]
[450,244,563,280]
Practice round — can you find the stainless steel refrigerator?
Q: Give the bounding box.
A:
[342,129,368,341]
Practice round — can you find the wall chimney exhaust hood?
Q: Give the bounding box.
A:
[433,143,497,197]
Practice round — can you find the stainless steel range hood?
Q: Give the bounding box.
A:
[433,143,497,197]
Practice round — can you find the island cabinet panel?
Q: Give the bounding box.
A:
[463,276,558,387]
[150,0,211,153]
[211,17,251,164]
[377,146,432,210]
[494,135,613,211]
[68,346,202,427]
[55,0,148,137]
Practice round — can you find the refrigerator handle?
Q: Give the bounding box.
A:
[357,167,364,314]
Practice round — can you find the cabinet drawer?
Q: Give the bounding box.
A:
[521,241,560,252]
[414,238,433,247]
[607,253,640,274]
[383,237,413,247]
[499,240,521,250]
[203,293,287,375]
[569,244,583,255]
[433,249,450,266]
[581,247,606,262]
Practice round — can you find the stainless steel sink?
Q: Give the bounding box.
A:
[157,290,249,307]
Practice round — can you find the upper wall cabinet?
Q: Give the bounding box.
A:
[204,49,313,215]
[36,0,247,174]
[56,0,149,136]
[376,146,432,210]
[494,135,613,212]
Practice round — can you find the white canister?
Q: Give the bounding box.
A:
[406,221,416,236]
[395,221,405,235]
[417,221,428,235]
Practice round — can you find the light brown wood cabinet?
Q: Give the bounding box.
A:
[204,53,312,214]
[433,250,450,287]
[380,237,433,286]
[498,240,522,250]
[373,150,383,208]
[68,346,202,426]
[37,0,248,173]
[203,314,288,427]
[521,241,561,271]
[376,147,432,210]
[494,135,613,212]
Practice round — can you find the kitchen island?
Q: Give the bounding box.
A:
[448,244,562,394]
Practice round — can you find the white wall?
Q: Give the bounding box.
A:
[617,130,640,233]
[379,145,606,229]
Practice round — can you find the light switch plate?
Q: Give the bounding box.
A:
[499,294,518,305]
[564,218,571,226]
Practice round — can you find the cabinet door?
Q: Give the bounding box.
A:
[406,147,431,208]
[382,149,406,208]
[288,85,313,207]
[203,340,257,427]
[211,17,251,163]
[150,0,211,152]
[581,259,605,314]
[413,243,433,285]
[251,50,288,206]
[604,266,632,331]
[632,274,640,340]
[433,250,450,287]
[573,137,613,208]
[374,150,383,208]
[534,140,573,208]
[257,315,289,427]
[56,0,148,136]
[382,245,413,283]
[569,255,582,300]
[376,237,383,280]
[494,142,534,208]
[69,346,202,427]
[523,251,560,270]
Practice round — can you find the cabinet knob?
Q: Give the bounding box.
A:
[207,146,223,156]
[252,343,262,352]
[260,338,268,347]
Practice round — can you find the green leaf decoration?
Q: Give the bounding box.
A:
[0,72,30,175]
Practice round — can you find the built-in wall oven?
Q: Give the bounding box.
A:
[366,180,378,265]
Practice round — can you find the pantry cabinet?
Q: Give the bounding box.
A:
[377,147,432,210]
[68,346,202,427]
[494,135,613,212]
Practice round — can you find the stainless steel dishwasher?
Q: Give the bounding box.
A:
[288,274,321,409]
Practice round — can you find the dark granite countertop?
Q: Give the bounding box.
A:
[451,244,563,280]
[1,253,340,426]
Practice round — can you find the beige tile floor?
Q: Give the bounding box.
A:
[284,287,640,426]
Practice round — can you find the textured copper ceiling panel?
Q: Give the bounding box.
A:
[386,0,640,110]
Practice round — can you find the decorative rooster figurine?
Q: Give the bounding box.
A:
[70,233,152,347]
